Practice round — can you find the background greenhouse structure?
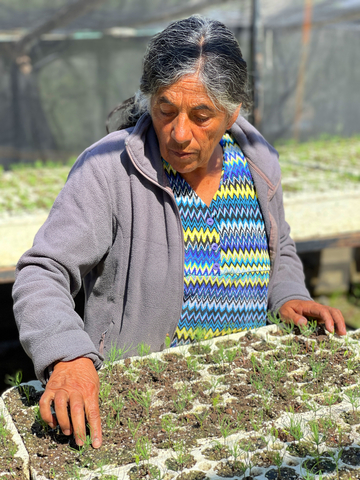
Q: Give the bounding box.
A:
[0,0,360,168]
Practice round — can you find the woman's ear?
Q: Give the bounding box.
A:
[227,104,242,129]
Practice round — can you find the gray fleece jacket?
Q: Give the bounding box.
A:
[12,114,311,384]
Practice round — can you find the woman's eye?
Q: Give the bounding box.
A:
[196,116,209,123]
[160,110,174,117]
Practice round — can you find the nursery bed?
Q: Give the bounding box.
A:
[2,324,360,480]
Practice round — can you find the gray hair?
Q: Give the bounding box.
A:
[107,15,251,132]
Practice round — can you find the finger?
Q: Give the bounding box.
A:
[39,390,57,429]
[53,390,72,436]
[325,308,346,335]
[282,310,308,327]
[84,398,102,448]
[69,392,86,446]
[300,305,338,335]
[329,307,347,336]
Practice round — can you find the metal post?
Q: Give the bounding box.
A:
[250,0,261,128]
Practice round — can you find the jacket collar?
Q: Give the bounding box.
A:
[125,112,281,195]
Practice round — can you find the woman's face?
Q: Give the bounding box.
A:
[150,74,241,175]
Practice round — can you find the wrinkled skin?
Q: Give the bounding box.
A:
[39,357,101,448]
[279,299,347,336]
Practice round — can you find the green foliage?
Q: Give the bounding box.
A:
[137,342,151,358]
[128,388,152,417]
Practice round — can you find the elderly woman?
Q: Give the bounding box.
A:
[13,16,345,448]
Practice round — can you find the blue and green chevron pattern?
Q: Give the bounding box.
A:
[163,133,270,346]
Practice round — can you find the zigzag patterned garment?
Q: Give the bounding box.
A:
[163,133,271,347]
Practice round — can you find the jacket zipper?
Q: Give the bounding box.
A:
[124,141,185,336]
[99,329,108,355]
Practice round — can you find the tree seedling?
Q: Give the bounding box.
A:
[127,418,143,441]
[137,342,151,360]
[161,414,177,444]
[128,388,152,418]
[194,408,211,429]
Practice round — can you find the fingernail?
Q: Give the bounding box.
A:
[93,437,101,448]
[48,423,54,429]
[298,317,307,325]
[63,429,71,436]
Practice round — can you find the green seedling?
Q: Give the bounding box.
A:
[172,439,192,466]
[194,408,210,429]
[281,320,295,335]
[309,357,327,384]
[285,410,304,444]
[211,393,222,411]
[128,388,152,417]
[344,386,360,414]
[127,418,143,440]
[225,348,238,363]
[5,370,32,404]
[205,376,222,395]
[186,355,200,373]
[99,381,112,405]
[219,415,237,445]
[309,420,325,458]
[34,405,50,433]
[135,436,152,466]
[270,449,285,478]
[299,320,317,338]
[161,414,177,443]
[110,396,124,424]
[148,358,167,375]
[322,388,340,419]
[172,385,195,413]
[105,342,132,370]
[137,342,151,359]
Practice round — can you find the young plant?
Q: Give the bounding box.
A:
[99,380,112,405]
[128,388,152,418]
[105,342,132,369]
[308,420,325,458]
[110,396,125,425]
[134,436,152,467]
[186,355,200,373]
[219,415,237,446]
[172,439,192,466]
[161,414,177,444]
[270,449,285,479]
[194,408,211,429]
[34,405,49,433]
[148,358,167,376]
[322,388,340,420]
[285,409,304,445]
[5,370,32,404]
[137,342,151,359]
[127,418,143,441]
[174,384,195,412]
[344,386,360,414]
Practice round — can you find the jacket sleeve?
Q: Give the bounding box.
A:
[267,183,312,314]
[12,150,113,384]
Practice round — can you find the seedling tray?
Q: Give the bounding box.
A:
[2,325,360,480]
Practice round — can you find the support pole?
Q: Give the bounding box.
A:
[250,0,262,129]
[294,0,313,141]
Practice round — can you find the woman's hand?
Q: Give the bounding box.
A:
[39,357,102,448]
[279,299,347,336]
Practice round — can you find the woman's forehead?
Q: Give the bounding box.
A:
[152,74,221,112]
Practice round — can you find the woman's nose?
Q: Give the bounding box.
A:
[171,114,192,145]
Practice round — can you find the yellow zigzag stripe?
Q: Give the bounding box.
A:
[184,274,270,288]
[183,227,220,243]
[175,325,247,341]
[216,183,256,200]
